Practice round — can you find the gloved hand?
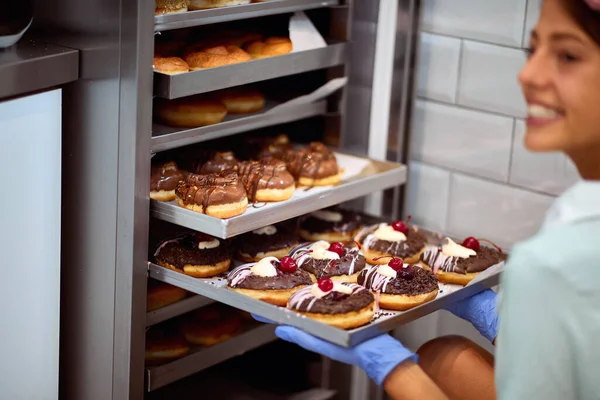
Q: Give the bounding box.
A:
[445,289,498,342]
[253,315,417,387]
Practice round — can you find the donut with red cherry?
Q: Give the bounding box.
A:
[355,216,427,265]
[227,256,314,306]
[420,236,506,286]
[357,257,438,311]
[290,240,366,283]
[287,278,375,329]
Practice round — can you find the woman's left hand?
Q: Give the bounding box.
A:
[253,314,417,387]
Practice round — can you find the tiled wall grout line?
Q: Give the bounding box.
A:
[506,118,517,183]
[453,39,464,104]
[421,30,524,52]
[417,96,522,120]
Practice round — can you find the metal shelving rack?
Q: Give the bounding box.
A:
[33,0,422,399]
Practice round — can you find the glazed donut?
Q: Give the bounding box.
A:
[420,237,506,286]
[216,86,265,114]
[358,262,439,311]
[184,45,251,70]
[150,160,184,202]
[176,169,248,218]
[154,231,232,278]
[155,96,227,128]
[227,256,314,306]
[236,224,298,263]
[244,37,293,59]
[287,281,375,329]
[147,279,188,311]
[180,304,243,346]
[284,142,342,186]
[189,0,251,10]
[155,0,189,15]
[153,56,190,75]
[145,326,190,365]
[237,158,295,202]
[298,207,362,242]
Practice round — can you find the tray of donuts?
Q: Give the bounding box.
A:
[147,209,506,347]
[150,133,407,238]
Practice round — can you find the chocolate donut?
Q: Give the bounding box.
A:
[176,169,248,219]
[283,142,341,186]
[180,304,243,347]
[358,262,438,311]
[291,240,366,283]
[356,223,427,265]
[298,207,362,242]
[237,158,295,202]
[420,237,506,286]
[236,224,299,262]
[227,256,314,306]
[287,280,375,329]
[150,160,184,202]
[196,151,239,175]
[255,134,292,160]
[154,232,232,278]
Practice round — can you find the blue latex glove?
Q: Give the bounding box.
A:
[445,289,498,342]
[253,315,417,387]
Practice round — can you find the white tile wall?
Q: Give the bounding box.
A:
[509,120,580,195]
[417,33,461,103]
[421,0,527,47]
[447,174,554,248]
[411,100,513,182]
[406,161,450,233]
[523,0,543,47]
[458,41,527,118]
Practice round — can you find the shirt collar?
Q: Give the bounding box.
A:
[542,180,600,229]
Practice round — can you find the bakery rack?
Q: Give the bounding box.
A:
[34,0,424,399]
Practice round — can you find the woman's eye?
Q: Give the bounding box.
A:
[524,47,536,58]
[558,51,579,63]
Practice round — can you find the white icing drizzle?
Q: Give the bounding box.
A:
[360,265,395,292]
[293,241,339,265]
[312,210,343,222]
[422,245,458,274]
[252,225,277,235]
[288,283,366,312]
[198,238,219,249]
[227,264,254,287]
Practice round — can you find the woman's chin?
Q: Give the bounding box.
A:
[523,124,567,153]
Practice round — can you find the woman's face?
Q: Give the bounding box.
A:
[519,0,600,155]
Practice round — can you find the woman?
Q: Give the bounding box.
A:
[257,0,600,398]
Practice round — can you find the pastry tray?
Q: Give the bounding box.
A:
[150,152,408,238]
[154,0,341,32]
[153,43,347,99]
[152,100,327,153]
[147,227,503,348]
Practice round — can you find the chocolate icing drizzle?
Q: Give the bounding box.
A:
[292,242,366,279]
[358,265,438,296]
[150,161,184,192]
[356,224,426,258]
[288,283,374,314]
[195,151,239,175]
[283,142,339,182]
[421,245,507,275]
[175,169,247,212]
[227,260,312,290]
[154,233,230,269]
[237,158,294,202]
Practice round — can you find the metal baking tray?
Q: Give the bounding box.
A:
[153,43,347,99]
[150,153,408,238]
[154,0,341,32]
[146,323,277,391]
[147,258,502,348]
[146,295,215,327]
[152,100,327,153]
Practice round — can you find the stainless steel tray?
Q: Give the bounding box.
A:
[146,295,215,327]
[150,153,408,238]
[154,0,341,32]
[147,261,502,348]
[146,323,277,391]
[153,43,347,99]
[152,100,327,153]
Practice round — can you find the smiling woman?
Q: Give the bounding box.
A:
[519,0,600,180]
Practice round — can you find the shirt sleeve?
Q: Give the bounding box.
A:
[495,247,578,400]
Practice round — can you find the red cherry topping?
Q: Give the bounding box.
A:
[388,258,404,271]
[279,256,298,273]
[328,242,344,257]
[317,277,334,292]
[390,216,411,234]
[462,237,480,251]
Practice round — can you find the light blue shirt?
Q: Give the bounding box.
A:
[496,181,600,399]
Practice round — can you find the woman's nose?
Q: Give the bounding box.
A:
[518,49,551,90]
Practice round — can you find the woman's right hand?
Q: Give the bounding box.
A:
[445,289,499,343]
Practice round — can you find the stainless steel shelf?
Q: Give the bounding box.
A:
[147,262,502,348]
[0,39,79,100]
[152,100,327,153]
[154,0,341,31]
[146,323,277,391]
[146,295,215,327]
[151,153,407,238]
[154,43,347,99]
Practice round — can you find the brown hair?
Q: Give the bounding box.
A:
[561,0,600,45]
